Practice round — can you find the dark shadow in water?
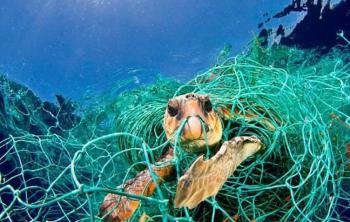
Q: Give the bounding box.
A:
[259,0,350,52]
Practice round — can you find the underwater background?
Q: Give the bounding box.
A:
[0,0,300,101]
[1,0,350,221]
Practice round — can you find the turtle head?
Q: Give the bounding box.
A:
[163,93,223,152]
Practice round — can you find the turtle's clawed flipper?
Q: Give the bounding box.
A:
[174,136,263,209]
[100,147,174,221]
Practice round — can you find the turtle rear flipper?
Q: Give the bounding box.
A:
[174,136,263,209]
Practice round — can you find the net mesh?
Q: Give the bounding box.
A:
[1,41,350,221]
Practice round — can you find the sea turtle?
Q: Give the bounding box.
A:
[100,93,277,221]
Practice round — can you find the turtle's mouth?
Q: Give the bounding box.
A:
[181,116,209,140]
[163,93,223,153]
[178,116,221,152]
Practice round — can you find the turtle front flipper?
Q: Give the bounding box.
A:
[174,136,263,209]
[100,147,174,222]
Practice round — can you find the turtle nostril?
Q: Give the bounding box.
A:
[185,93,195,99]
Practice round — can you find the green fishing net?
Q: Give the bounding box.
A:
[0,41,350,222]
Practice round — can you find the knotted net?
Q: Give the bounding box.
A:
[1,42,350,221]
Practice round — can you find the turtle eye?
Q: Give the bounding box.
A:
[204,99,213,113]
[167,103,178,117]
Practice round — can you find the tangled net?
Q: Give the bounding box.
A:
[0,41,350,222]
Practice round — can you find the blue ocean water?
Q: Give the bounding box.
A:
[0,0,294,101]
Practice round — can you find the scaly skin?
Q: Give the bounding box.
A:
[174,136,263,209]
[99,147,174,222]
[100,93,223,221]
[100,93,271,221]
[163,93,223,152]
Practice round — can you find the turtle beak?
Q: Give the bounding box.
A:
[182,116,208,140]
